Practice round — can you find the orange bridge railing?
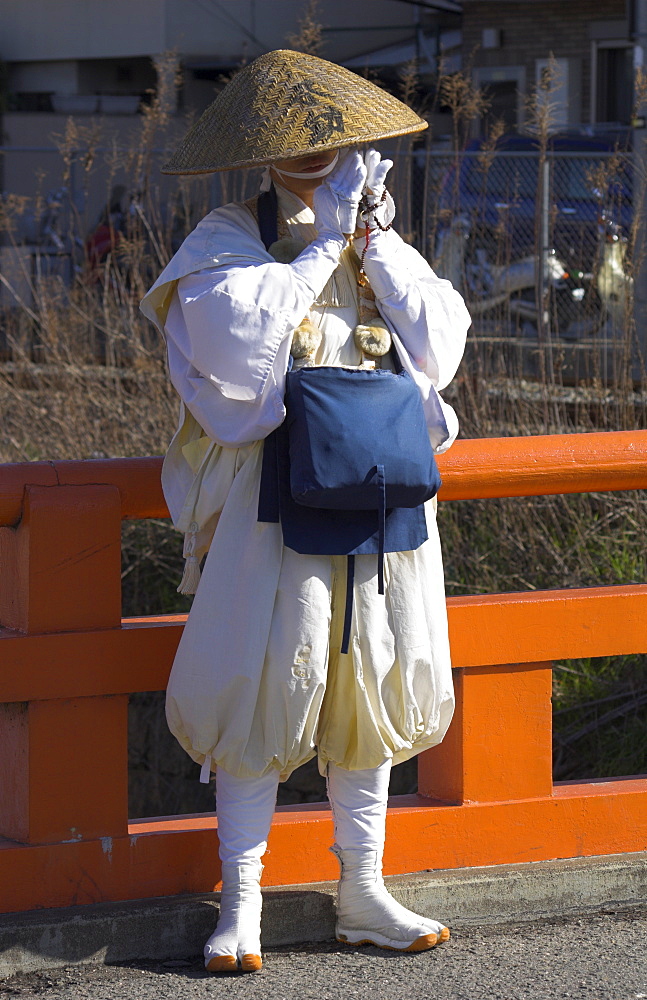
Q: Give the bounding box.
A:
[1,430,646,914]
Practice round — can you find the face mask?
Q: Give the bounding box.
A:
[273,151,339,180]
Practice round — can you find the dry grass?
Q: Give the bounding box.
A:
[439,55,490,153]
[286,0,324,56]
[0,296,176,464]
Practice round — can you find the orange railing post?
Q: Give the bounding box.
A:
[418,663,553,803]
[0,483,128,846]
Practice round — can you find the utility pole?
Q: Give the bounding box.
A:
[632,0,647,380]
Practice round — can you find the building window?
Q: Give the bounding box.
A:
[473,66,526,134]
[481,80,518,131]
[9,92,54,112]
[595,43,633,125]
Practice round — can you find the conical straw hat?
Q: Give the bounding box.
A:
[162,49,427,174]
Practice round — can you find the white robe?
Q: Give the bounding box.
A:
[140,184,471,781]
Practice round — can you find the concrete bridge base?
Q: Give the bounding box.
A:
[1,851,646,978]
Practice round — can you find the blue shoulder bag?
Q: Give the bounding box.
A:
[256,185,441,653]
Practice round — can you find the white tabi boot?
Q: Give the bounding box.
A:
[203,768,279,973]
[327,760,450,952]
[205,858,265,973]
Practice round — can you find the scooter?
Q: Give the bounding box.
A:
[596,214,632,326]
[432,214,571,322]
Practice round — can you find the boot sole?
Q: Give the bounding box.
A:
[337,926,450,952]
[205,954,262,973]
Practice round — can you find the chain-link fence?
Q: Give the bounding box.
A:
[394,149,633,332]
[388,147,640,388]
[0,144,640,385]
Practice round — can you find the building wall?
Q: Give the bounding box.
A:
[0,0,423,65]
[462,0,627,128]
[0,0,435,118]
[0,0,166,61]
[0,0,444,226]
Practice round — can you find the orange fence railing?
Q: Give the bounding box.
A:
[1,430,646,915]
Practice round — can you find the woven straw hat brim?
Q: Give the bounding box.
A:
[162,49,427,175]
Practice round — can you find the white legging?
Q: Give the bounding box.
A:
[215,759,392,864]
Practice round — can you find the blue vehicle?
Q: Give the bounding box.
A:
[437,130,632,272]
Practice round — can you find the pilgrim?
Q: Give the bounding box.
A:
[141,49,471,974]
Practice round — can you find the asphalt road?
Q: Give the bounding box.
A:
[1,908,646,1000]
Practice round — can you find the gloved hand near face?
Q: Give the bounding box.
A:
[313,150,368,239]
[359,148,396,231]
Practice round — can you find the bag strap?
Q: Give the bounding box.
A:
[258,429,280,524]
[339,466,386,656]
[257,184,279,250]
[376,464,386,595]
[257,181,287,525]
[341,555,355,655]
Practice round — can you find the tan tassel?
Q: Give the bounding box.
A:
[177,521,201,595]
[268,237,307,263]
[291,317,322,359]
[354,319,392,358]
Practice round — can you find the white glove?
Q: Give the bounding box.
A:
[313,150,367,239]
[359,148,396,231]
[364,148,393,197]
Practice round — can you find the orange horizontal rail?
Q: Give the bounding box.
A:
[1,778,646,913]
[0,457,166,526]
[1,584,647,702]
[0,429,646,525]
[0,431,646,916]
[437,429,647,500]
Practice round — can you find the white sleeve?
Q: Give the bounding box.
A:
[164,233,345,448]
[353,228,471,391]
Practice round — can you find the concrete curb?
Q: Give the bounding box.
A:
[1,851,646,977]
